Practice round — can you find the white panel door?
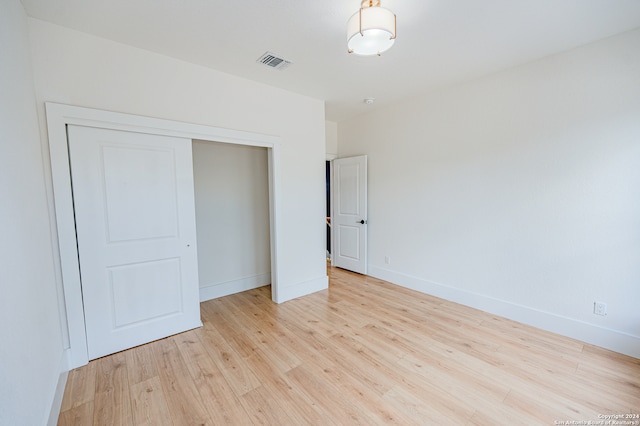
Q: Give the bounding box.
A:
[332,155,367,274]
[68,125,201,360]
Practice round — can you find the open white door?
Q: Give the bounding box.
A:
[68,125,201,360]
[332,155,367,274]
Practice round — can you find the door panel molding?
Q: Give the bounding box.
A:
[46,103,283,368]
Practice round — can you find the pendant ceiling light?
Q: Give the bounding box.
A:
[347,0,396,56]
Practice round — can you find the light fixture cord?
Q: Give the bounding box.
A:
[361,0,380,8]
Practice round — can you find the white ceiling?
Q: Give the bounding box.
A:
[21,0,640,122]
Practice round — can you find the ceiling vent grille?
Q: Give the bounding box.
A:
[257,52,292,70]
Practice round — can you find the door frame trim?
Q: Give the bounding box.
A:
[46,102,283,368]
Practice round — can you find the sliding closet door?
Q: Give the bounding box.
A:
[68,125,201,360]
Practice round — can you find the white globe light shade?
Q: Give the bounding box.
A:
[347,6,396,56]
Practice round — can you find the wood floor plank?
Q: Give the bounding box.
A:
[241,349,329,425]
[57,401,94,426]
[218,295,302,372]
[382,384,473,424]
[239,384,295,425]
[125,344,159,386]
[502,388,602,424]
[397,351,508,410]
[365,321,509,400]
[285,364,381,425]
[467,403,542,426]
[329,327,476,422]
[279,314,398,398]
[92,353,133,426]
[60,362,97,412]
[277,296,347,338]
[152,337,212,425]
[290,350,416,425]
[236,297,409,424]
[173,330,253,425]
[129,377,172,426]
[195,316,262,397]
[58,265,640,426]
[200,300,259,359]
[481,315,585,355]
[234,291,334,362]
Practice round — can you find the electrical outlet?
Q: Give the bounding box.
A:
[594,301,607,316]
[384,256,391,265]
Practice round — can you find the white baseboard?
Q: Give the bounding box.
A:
[47,349,70,426]
[276,275,328,304]
[369,265,640,359]
[199,273,271,302]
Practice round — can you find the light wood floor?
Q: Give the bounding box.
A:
[58,265,640,425]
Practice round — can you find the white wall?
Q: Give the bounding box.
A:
[28,18,328,304]
[192,141,271,300]
[338,29,640,357]
[0,2,66,425]
[325,120,338,159]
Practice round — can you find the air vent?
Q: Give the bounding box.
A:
[256,52,292,70]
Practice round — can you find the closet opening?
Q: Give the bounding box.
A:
[192,140,271,301]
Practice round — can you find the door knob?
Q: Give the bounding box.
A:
[357,219,367,224]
